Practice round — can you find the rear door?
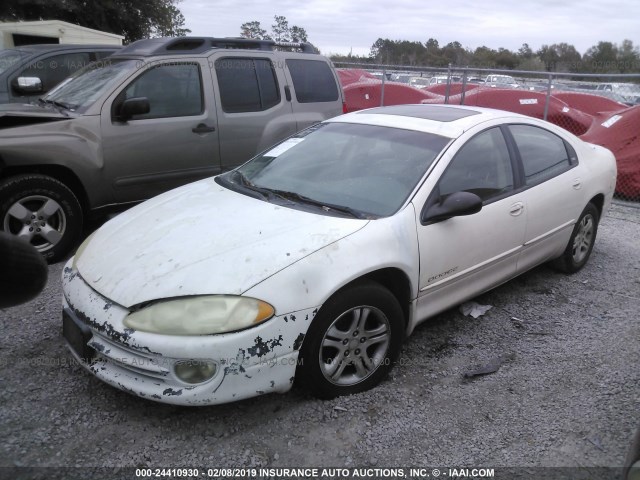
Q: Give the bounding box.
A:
[506,123,584,272]
[100,58,220,204]
[210,53,297,170]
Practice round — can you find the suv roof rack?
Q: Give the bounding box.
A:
[117,37,318,57]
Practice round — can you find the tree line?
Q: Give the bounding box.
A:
[331,38,640,74]
[1,0,189,43]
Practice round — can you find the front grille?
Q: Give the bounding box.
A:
[89,333,171,382]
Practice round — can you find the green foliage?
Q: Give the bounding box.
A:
[240,15,308,43]
[342,36,640,74]
[582,40,640,73]
[1,0,190,43]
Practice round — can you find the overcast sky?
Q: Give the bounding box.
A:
[179,0,639,57]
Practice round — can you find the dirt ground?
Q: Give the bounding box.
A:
[0,203,638,480]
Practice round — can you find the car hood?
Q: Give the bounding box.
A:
[75,178,368,308]
[0,102,73,127]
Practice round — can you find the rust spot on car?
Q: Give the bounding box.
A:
[293,333,305,351]
[63,267,78,282]
[162,388,183,396]
[247,335,283,358]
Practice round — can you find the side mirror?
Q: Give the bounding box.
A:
[423,191,483,224]
[15,76,43,94]
[116,97,150,121]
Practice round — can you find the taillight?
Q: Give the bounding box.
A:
[342,101,348,114]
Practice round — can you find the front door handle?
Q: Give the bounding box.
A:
[192,123,216,134]
[510,202,524,216]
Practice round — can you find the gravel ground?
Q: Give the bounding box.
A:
[0,203,638,478]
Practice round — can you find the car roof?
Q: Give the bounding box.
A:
[331,104,529,138]
[9,44,119,53]
[112,36,317,57]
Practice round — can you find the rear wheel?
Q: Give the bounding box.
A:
[0,175,83,263]
[551,202,599,274]
[298,281,404,399]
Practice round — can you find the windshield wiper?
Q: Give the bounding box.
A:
[230,171,291,202]
[38,98,73,113]
[266,189,369,219]
[230,172,369,219]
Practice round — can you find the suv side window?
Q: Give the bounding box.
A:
[122,63,203,119]
[215,58,280,113]
[286,59,339,103]
[15,52,92,92]
[438,127,514,202]
[509,124,572,186]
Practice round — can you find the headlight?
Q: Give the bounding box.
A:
[123,295,275,335]
[72,230,98,270]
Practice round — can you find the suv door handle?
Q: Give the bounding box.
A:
[192,123,216,134]
[284,85,292,102]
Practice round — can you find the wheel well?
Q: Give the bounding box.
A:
[0,164,89,215]
[589,194,604,219]
[342,268,412,330]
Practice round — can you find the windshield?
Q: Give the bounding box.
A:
[43,59,138,112]
[0,49,26,75]
[222,122,450,218]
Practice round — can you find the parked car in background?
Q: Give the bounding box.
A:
[0,44,119,104]
[484,74,521,89]
[0,36,344,262]
[596,83,640,105]
[429,75,461,85]
[409,76,430,88]
[62,104,616,406]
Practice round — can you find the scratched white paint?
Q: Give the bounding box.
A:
[76,178,368,308]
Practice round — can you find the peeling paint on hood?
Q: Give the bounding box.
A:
[76,178,367,308]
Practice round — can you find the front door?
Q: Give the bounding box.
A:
[101,59,220,204]
[415,126,527,320]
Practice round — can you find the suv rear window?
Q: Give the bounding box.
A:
[286,59,339,103]
[215,58,280,113]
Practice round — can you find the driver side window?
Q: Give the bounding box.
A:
[121,63,203,119]
[438,127,514,203]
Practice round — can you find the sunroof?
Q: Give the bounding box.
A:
[358,105,481,122]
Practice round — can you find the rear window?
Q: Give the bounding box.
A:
[286,59,339,103]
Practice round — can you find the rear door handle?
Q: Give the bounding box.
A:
[192,123,216,134]
[510,202,524,216]
[284,85,292,102]
[572,178,582,190]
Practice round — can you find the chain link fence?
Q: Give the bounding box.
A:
[334,62,640,205]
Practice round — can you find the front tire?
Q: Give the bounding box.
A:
[551,202,599,274]
[298,280,404,399]
[0,174,83,263]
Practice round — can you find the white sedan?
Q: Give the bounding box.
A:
[62,105,616,405]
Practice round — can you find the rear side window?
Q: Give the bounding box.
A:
[215,58,280,113]
[286,59,339,103]
[509,125,572,186]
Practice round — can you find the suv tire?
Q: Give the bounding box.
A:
[0,175,83,263]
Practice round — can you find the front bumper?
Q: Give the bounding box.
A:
[61,260,317,406]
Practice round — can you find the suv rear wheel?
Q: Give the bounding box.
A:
[0,175,83,263]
